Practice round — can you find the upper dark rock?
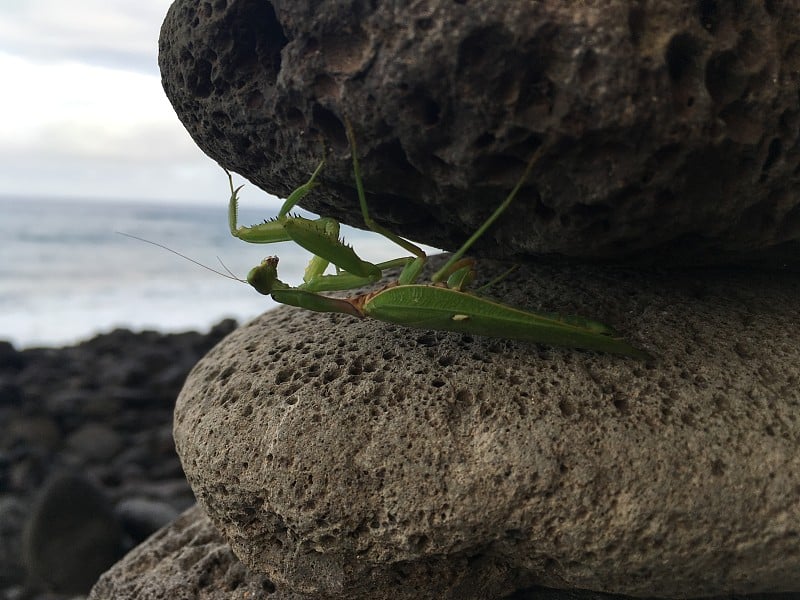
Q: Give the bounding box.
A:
[159,0,800,269]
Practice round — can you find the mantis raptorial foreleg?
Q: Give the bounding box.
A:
[343,121,429,287]
[227,159,326,243]
[226,155,412,291]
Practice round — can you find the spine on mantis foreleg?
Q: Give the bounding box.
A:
[282,217,382,280]
[226,161,325,244]
[300,258,414,293]
[227,171,293,243]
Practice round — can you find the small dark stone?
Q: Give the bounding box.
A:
[23,473,125,594]
[150,362,191,391]
[44,389,89,415]
[207,318,238,344]
[8,452,49,493]
[0,341,24,371]
[5,416,61,453]
[148,456,184,480]
[0,378,23,407]
[64,424,123,462]
[107,386,158,408]
[110,444,150,473]
[0,496,27,586]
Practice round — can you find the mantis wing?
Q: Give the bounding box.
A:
[363,285,651,359]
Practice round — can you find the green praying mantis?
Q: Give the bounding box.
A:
[219,124,651,360]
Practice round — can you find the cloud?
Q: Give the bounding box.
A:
[2,52,178,154]
[0,0,170,74]
[0,1,282,205]
[0,154,229,204]
[0,49,230,202]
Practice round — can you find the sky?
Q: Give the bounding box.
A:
[0,0,240,204]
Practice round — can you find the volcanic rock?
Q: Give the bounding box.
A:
[159,0,800,268]
[173,256,800,599]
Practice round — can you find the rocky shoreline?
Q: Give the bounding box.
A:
[0,320,237,599]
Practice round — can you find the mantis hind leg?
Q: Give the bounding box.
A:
[345,119,428,285]
[431,144,546,283]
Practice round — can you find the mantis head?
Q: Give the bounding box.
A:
[247,257,284,295]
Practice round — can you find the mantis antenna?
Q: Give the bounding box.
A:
[116,232,247,284]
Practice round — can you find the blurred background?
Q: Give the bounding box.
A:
[0,0,419,349]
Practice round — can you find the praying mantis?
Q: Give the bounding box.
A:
[222,123,651,360]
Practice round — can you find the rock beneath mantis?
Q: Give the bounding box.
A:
[88,504,290,600]
[173,255,800,599]
[89,504,716,600]
[159,0,800,269]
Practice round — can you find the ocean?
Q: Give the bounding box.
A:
[0,195,425,349]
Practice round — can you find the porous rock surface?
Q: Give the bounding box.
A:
[159,0,800,268]
[86,505,800,600]
[174,256,800,599]
[88,504,291,600]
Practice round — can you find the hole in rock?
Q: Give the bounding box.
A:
[665,32,704,85]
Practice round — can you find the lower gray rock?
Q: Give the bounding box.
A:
[89,505,798,600]
[88,504,297,600]
[510,592,800,600]
[114,497,180,542]
[173,256,800,599]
